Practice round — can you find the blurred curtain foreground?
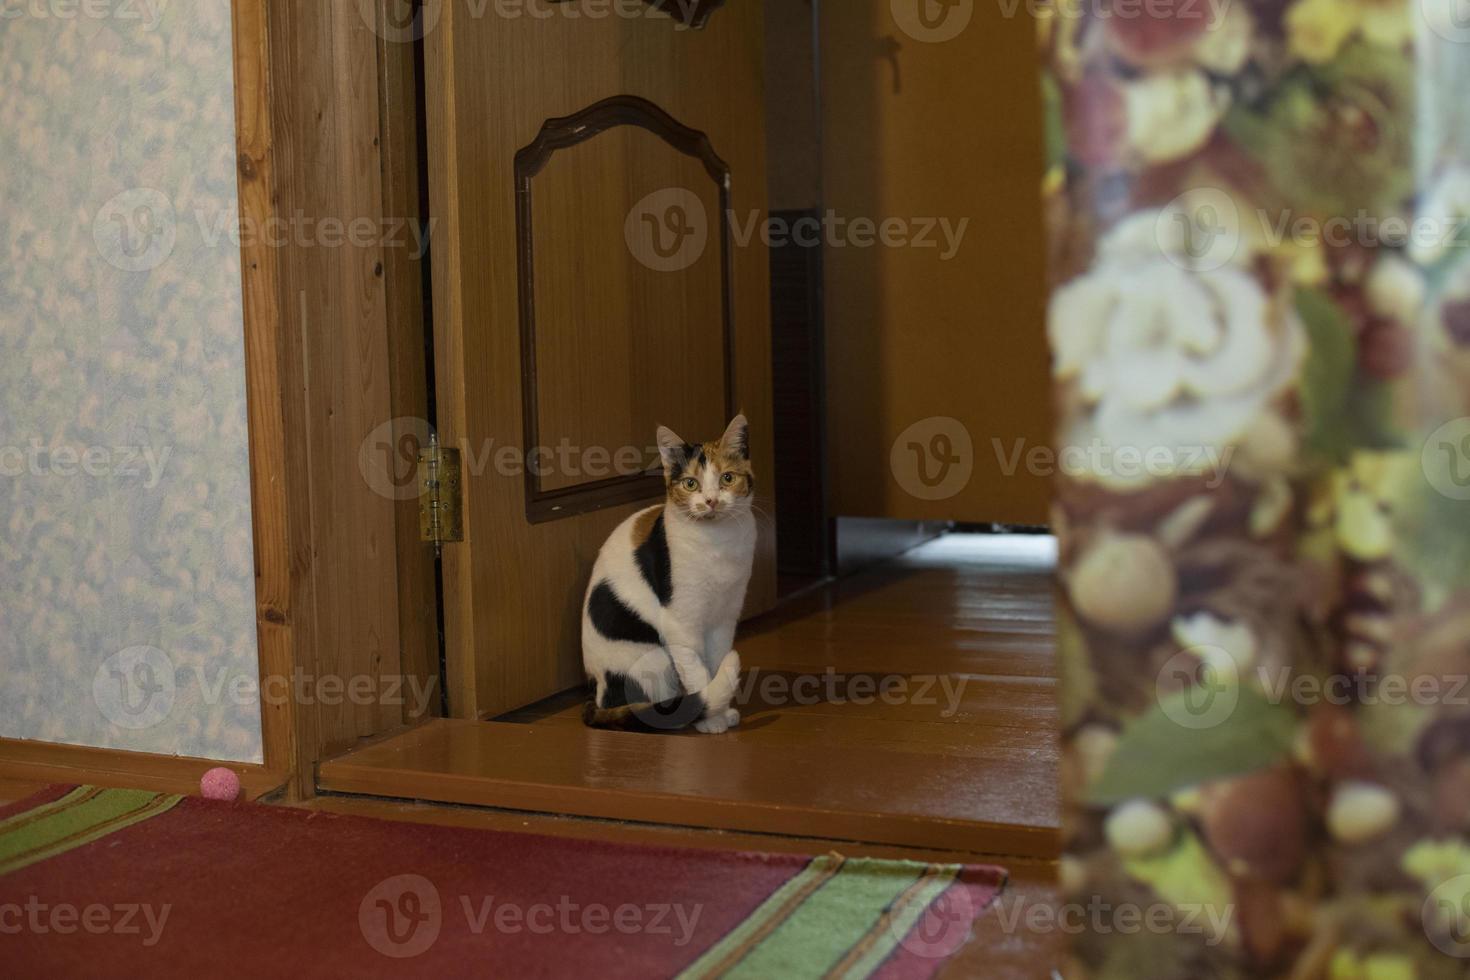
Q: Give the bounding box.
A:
[1044,1,1470,976]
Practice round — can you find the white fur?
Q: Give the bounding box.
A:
[581,424,756,733]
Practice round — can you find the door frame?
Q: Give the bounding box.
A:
[0,0,440,802]
[231,0,443,798]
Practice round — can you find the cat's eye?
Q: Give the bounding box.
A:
[682,478,700,492]
[721,473,737,485]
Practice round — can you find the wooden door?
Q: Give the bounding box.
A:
[423,0,776,718]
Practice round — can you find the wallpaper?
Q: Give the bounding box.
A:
[0,2,263,762]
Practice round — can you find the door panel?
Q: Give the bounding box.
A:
[522,103,732,503]
[424,0,775,718]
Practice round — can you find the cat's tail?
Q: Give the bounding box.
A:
[583,651,741,731]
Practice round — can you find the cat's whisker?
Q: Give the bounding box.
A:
[744,497,779,530]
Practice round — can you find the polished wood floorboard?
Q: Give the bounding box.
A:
[320,534,1061,859]
[0,741,283,800]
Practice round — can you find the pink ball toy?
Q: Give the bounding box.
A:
[200,767,241,801]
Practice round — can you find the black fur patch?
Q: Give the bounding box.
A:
[661,442,692,481]
[599,671,651,709]
[587,581,660,646]
[634,512,673,606]
[638,690,706,729]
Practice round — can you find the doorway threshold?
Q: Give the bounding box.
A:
[318,715,1058,858]
[320,534,1060,859]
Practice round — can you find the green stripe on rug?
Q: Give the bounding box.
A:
[681,857,955,979]
[678,853,847,978]
[0,786,105,836]
[829,865,961,978]
[0,787,183,877]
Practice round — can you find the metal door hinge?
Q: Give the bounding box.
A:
[419,434,463,554]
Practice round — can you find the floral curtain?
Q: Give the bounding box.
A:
[1043,1,1470,976]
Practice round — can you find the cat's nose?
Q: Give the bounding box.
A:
[704,497,720,509]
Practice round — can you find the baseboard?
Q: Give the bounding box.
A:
[0,738,286,801]
[833,516,952,577]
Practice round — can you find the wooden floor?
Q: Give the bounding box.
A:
[320,534,1061,858]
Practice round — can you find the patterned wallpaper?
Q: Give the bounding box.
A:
[0,2,263,762]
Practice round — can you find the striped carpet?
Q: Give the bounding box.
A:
[0,786,1005,978]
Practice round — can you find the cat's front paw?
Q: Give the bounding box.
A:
[723,708,740,727]
[694,714,731,735]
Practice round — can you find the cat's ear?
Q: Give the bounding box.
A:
[719,414,750,460]
[656,425,687,475]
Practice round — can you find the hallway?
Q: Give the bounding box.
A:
[319,533,1061,858]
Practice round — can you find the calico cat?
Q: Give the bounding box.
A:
[581,415,756,734]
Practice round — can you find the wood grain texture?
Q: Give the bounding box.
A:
[425,0,776,718]
[529,140,727,485]
[265,0,405,754]
[518,99,730,502]
[320,717,1057,858]
[320,535,1061,858]
[0,740,284,801]
[231,0,309,794]
[821,1,1053,525]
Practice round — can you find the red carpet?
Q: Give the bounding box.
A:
[0,786,1005,978]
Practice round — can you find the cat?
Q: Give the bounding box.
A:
[581,415,756,734]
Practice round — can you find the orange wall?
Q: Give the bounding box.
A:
[821,2,1053,525]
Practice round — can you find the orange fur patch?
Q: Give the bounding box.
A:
[631,505,663,546]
